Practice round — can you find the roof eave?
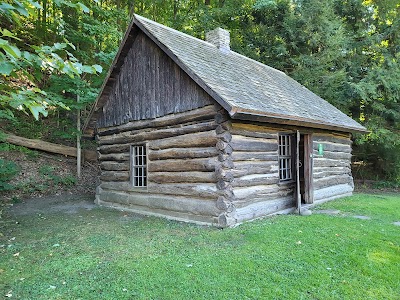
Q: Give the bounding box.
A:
[231,108,369,134]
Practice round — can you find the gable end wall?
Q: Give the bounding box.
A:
[96,31,214,128]
[96,105,233,226]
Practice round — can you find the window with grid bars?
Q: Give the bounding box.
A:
[278,134,294,181]
[131,145,147,187]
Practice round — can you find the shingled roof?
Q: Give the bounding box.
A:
[85,14,367,134]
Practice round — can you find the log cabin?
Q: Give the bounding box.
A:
[84,15,368,227]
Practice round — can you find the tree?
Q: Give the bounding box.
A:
[0,0,102,120]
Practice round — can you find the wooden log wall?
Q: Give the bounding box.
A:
[216,121,293,225]
[214,109,236,227]
[230,123,292,206]
[97,104,222,224]
[312,133,354,196]
[96,31,214,128]
[96,104,355,226]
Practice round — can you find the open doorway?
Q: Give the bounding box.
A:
[298,133,313,204]
[279,132,313,210]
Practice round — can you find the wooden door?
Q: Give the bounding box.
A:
[303,134,314,204]
[295,131,301,213]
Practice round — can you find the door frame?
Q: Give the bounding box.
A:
[302,133,314,204]
[295,132,314,212]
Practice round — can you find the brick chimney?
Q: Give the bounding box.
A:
[206,28,230,52]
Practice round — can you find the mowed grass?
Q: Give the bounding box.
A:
[0,194,399,299]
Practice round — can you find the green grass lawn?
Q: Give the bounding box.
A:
[1,193,399,299]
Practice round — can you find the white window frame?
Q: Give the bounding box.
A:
[279,134,294,182]
[130,144,147,188]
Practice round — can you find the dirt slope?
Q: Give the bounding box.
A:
[1,149,99,202]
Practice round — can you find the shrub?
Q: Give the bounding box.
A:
[0,159,20,191]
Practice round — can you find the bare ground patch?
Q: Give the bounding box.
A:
[7,194,96,217]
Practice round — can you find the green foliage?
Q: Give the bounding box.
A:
[17,179,50,194]
[49,174,77,186]
[38,165,77,186]
[372,181,400,189]
[0,143,39,159]
[38,165,55,176]
[2,110,78,144]
[0,0,103,121]
[0,158,20,191]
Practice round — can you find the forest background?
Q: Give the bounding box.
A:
[1,0,399,183]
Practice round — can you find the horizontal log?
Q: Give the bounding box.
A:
[231,161,279,177]
[148,182,218,199]
[5,133,97,161]
[100,182,219,199]
[100,171,130,182]
[98,190,220,217]
[313,175,353,190]
[313,184,353,201]
[231,122,280,134]
[234,197,294,222]
[313,150,352,160]
[98,104,218,136]
[313,158,350,168]
[98,152,130,161]
[313,169,352,179]
[231,135,278,152]
[232,173,279,187]
[98,120,218,145]
[233,184,283,200]
[148,157,216,172]
[149,130,218,150]
[234,190,294,208]
[100,161,130,171]
[313,142,351,153]
[98,144,130,154]
[312,166,351,173]
[148,171,216,183]
[100,182,139,191]
[231,152,278,162]
[313,134,352,145]
[148,147,218,160]
[230,128,278,139]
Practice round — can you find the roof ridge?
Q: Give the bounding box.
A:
[134,14,221,50]
[135,14,289,80]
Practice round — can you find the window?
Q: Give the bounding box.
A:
[131,145,147,187]
[279,134,294,181]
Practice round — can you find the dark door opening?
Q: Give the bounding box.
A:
[298,133,313,204]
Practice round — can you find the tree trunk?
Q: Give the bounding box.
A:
[5,134,97,161]
[77,95,81,179]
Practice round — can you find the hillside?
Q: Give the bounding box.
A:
[0,146,99,203]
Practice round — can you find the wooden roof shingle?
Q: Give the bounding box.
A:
[85,14,367,134]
